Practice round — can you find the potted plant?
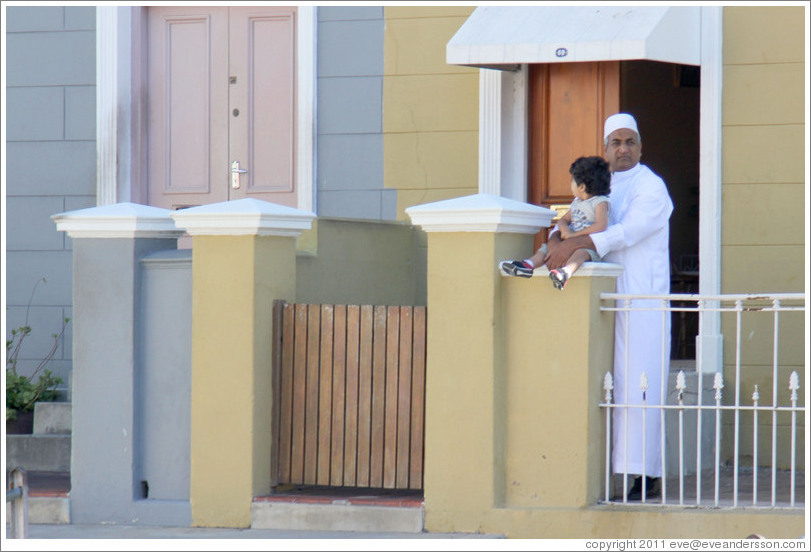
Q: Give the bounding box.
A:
[6,278,68,434]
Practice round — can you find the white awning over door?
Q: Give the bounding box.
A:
[447,6,701,68]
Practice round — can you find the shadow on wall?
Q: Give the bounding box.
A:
[295,218,427,306]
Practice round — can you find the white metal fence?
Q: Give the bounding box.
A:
[599,293,805,509]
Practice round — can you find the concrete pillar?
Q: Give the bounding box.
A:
[407,194,549,528]
[172,198,315,528]
[52,203,184,525]
[498,260,620,509]
[407,194,621,533]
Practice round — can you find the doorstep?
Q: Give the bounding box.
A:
[252,486,424,533]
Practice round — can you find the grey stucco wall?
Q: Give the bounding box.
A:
[5,6,97,383]
[138,250,192,503]
[4,5,400,385]
[70,236,189,525]
[316,7,395,221]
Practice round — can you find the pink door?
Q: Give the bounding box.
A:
[147,7,297,210]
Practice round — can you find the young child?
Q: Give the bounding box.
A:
[499,155,611,290]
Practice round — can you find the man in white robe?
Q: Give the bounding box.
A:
[544,113,673,501]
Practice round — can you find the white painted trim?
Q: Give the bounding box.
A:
[97,6,317,213]
[95,7,148,206]
[697,6,724,374]
[140,251,193,271]
[406,193,556,234]
[297,6,317,214]
[52,203,182,239]
[448,6,701,67]
[478,67,528,201]
[699,6,723,298]
[514,262,624,280]
[96,7,118,206]
[478,70,502,196]
[172,198,315,237]
[500,65,528,202]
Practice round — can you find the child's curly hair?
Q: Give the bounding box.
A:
[569,156,611,196]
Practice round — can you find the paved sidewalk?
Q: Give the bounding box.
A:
[11,523,503,540]
[5,474,503,541]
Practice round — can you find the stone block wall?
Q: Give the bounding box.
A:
[5,6,97,382]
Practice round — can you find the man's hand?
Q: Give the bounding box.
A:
[544,232,595,270]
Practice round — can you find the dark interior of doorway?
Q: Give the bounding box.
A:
[621,60,700,360]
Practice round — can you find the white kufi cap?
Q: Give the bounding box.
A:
[604,113,639,141]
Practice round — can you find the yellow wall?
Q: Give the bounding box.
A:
[499,267,615,509]
[721,6,806,293]
[720,6,806,467]
[420,227,804,538]
[190,235,296,527]
[383,7,479,220]
[423,231,514,519]
[423,227,614,535]
[461,507,805,539]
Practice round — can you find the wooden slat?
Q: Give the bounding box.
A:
[369,305,387,488]
[383,307,400,488]
[316,305,334,486]
[396,307,414,488]
[278,302,295,483]
[409,306,427,489]
[330,305,347,486]
[270,300,284,487]
[356,304,374,487]
[343,305,360,486]
[290,303,309,484]
[272,301,427,491]
[304,304,321,485]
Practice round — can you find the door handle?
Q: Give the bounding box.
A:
[231,161,248,189]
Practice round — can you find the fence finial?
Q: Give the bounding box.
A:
[603,372,614,403]
[789,371,799,402]
[639,372,649,402]
[713,372,724,402]
[676,370,686,402]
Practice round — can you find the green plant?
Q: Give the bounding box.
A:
[6,278,68,421]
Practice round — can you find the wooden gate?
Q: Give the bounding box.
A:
[271,301,426,490]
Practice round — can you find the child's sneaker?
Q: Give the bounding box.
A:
[499,260,534,278]
[549,269,569,290]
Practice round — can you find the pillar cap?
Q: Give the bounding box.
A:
[52,202,182,239]
[172,198,316,237]
[522,262,624,279]
[406,193,556,233]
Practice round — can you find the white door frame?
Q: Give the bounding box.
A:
[95,6,316,212]
[478,6,723,372]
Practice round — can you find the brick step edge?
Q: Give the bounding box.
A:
[254,494,423,508]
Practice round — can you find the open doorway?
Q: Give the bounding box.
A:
[621,60,700,360]
[527,59,700,360]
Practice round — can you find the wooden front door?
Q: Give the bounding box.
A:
[147,7,297,210]
[528,62,619,244]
